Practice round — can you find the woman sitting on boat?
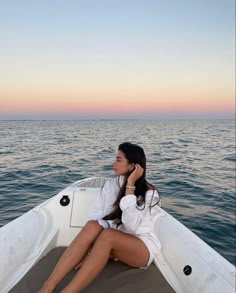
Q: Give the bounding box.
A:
[38,142,161,293]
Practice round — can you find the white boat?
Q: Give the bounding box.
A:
[0,177,235,293]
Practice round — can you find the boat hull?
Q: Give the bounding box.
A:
[0,177,235,292]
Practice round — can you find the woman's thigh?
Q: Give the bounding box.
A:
[100,229,150,268]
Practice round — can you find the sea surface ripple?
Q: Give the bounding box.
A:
[0,119,235,265]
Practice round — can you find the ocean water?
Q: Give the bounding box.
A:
[0,119,235,266]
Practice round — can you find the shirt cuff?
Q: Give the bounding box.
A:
[120,194,136,211]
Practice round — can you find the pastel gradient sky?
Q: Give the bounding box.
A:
[0,0,235,119]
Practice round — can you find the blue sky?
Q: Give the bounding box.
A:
[0,0,235,119]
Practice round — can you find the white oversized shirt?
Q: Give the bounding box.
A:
[88,176,161,263]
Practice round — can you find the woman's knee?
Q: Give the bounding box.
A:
[96,229,116,245]
[85,220,99,227]
[82,220,103,233]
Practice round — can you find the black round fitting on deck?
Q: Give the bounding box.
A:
[183,265,192,276]
[60,195,70,206]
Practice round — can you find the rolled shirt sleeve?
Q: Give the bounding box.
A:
[119,190,159,234]
[119,194,145,234]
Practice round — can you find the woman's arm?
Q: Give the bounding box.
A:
[119,190,159,233]
[120,194,141,233]
[119,164,146,233]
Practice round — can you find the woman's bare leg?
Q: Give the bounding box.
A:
[60,229,150,293]
[38,220,103,293]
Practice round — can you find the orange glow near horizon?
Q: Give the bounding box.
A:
[0,85,234,117]
[1,53,234,118]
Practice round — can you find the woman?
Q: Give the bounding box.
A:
[38,142,161,293]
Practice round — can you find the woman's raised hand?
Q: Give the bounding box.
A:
[127,164,144,185]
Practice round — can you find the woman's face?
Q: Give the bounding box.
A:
[113,150,134,176]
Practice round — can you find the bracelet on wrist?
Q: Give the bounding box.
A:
[126,185,135,190]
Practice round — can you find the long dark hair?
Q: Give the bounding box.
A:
[103,142,155,222]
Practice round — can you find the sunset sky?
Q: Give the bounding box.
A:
[0,0,235,120]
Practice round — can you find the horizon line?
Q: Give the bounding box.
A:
[0,117,235,122]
